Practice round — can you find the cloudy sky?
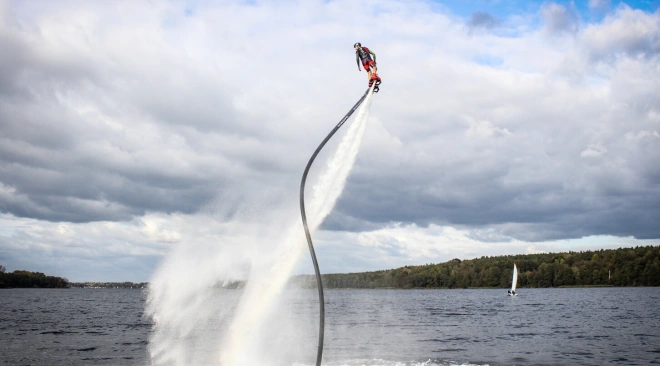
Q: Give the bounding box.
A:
[1,0,658,282]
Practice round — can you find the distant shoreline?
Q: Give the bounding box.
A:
[0,269,68,289]
[3,245,658,289]
[288,245,660,290]
[69,282,148,289]
[313,285,628,290]
[7,285,660,291]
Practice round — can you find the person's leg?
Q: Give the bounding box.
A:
[367,61,375,80]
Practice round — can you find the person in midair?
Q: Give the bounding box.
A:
[354,42,379,84]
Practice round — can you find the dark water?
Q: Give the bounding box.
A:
[1,287,659,365]
[0,289,150,365]
[320,288,660,365]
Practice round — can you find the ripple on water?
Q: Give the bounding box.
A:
[1,287,659,365]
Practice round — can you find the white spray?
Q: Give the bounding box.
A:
[147,87,375,366]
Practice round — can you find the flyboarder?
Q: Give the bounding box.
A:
[354,42,381,88]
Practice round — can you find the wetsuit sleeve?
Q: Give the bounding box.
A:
[369,50,376,62]
[356,51,360,68]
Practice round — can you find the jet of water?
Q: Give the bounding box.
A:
[147,89,375,366]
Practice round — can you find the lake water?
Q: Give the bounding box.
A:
[1,287,659,365]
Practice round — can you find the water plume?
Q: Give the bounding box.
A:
[147,89,375,365]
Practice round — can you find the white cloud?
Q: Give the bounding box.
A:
[0,1,658,280]
[581,5,660,61]
[625,130,659,141]
[580,143,607,158]
[541,2,579,35]
[0,211,244,281]
[588,0,610,12]
[526,245,548,254]
[309,223,658,274]
[465,117,513,139]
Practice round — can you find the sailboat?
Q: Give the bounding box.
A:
[508,264,518,296]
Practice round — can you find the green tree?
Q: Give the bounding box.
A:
[554,263,575,286]
[290,245,660,289]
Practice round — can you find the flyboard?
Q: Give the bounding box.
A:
[369,73,382,93]
[299,82,376,366]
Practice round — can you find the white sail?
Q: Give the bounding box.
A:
[511,264,518,292]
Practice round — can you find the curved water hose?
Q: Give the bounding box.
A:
[299,87,371,366]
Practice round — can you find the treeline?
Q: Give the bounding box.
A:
[70,282,148,289]
[0,266,69,289]
[289,245,660,289]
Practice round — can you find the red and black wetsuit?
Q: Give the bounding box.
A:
[355,47,377,71]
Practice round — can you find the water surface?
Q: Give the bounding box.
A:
[1,287,658,365]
